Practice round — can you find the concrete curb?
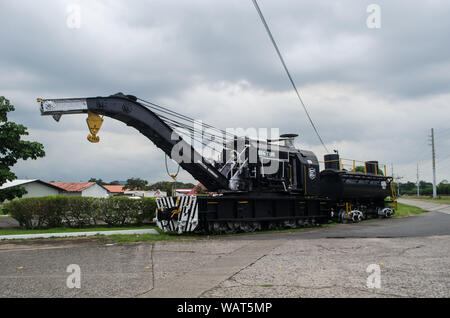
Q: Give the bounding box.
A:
[0,229,159,240]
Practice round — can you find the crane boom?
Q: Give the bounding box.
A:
[38,93,230,191]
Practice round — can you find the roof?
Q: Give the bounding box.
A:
[50,182,98,192]
[175,183,216,196]
[0,179,38,189]
[0,179,62,191]
[175,188,193,193]
[104,185,127,193]
[124,190,167,197]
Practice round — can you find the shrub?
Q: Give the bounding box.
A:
[64,196,96,228]
[140,197,157,223]
[3,198,36,229]
[40,197,67,227]
[2,196,157,229]
[100,197,137,226]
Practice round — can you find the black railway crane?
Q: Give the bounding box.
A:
[38,93,396,234]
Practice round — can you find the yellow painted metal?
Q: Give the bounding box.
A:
[169,174,177,197]
[319,157,395,178]
[390,182,397,200]
[319,159,340,164]
[86,111,104,143]
[170,196,182,218]
[238,201,249,204]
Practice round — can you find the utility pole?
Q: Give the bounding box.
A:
[416,163,420,197]
[431,128,437,198]
[391,163,397,195]
[391,164,396,193]
[391,164,403,196]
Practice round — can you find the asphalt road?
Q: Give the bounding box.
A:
[0,199,449,298]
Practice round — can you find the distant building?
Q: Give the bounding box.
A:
[104,185,130,196]
[124,190,167,198]
[50,182,108,198]
[0,179,62,200]
[104,185,167,198]
[174,188,194,196]
[174,183,215,196]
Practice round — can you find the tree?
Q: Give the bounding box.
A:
[148,181,196,196]
[0,97,45,202]
[194,184,207,195]
[125,178,148,191]
[148,181,173,195]
[89,178,106,185]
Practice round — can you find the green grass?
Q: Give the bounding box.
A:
[402,196,450,204]
[106,233,207,244]
[0,225,158,236]
[394,202,428,218]
[0,215,10,218]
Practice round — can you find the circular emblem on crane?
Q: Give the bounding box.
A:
[309,168,317,180]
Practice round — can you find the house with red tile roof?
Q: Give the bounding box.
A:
[104,185,167,198]
[174,183,215,196]
[50,182,108,198]
[174,188,194,196]
[103,185,129,196]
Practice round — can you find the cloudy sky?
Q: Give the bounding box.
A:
[1,0,449,185]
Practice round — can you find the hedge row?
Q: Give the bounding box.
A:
[2,196,157,229]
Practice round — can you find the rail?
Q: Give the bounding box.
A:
[319,158,390,177]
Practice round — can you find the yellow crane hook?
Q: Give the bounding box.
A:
[86,111,104,143]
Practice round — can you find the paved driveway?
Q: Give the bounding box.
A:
[0,199,449,298]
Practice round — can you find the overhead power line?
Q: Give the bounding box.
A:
[251,0,329,153]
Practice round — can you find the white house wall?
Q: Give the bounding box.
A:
[82,184,108,198]
[22,182,61,198]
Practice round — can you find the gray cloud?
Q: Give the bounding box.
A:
[1,0,449,184]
